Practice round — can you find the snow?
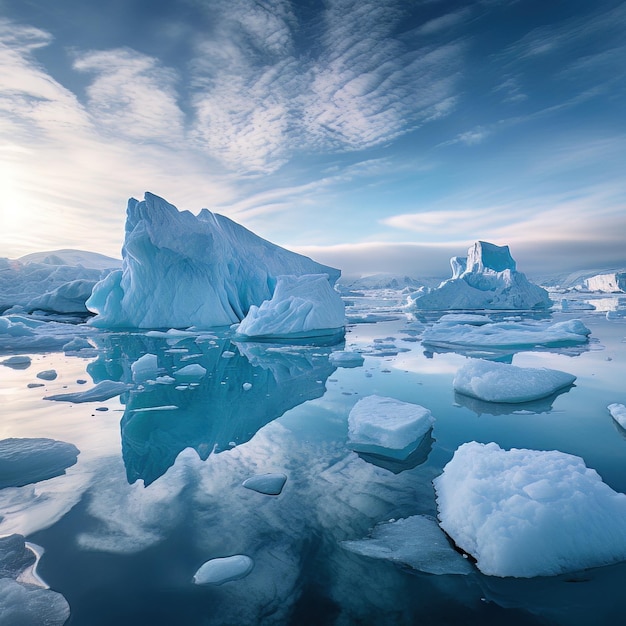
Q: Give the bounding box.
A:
[339,274,427,291]
[0,438,79,489]
[44,380,131,403]
[453,359,576,403]
[408,241,551,310]
[87,193,340,329]
[434,441,626,577]
[422,318,591,350]
[347,395,435,460]
[342,515,472,575]
[329,351,365,367]
[192,555,254,585]
[585,272,626,293]
[17,249,121,271]
[235,274,345,339]
[242,473,288,496]
[609,403,626,429]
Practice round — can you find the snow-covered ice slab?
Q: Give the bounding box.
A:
[453,359,576,403]
[342,515,472,575]
[434,441,626,577]
[408,241,551,311]
[236,274,345,340]
[242,473,287,496]
[422,318,591,350]
[329,350,364,367]
[0,438,79,489]
[609,403,626,429]
[44,380,131,403]
[347,395,435,460]
[192,555,254,585]
[87,193,339,329]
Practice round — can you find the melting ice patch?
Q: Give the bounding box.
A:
[193,555,255,585]
[342,515,472,575]
[453,359,576,403]
[434,442,626,577]
[347,395,435,461]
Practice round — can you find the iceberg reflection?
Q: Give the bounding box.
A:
[87,333,337,485]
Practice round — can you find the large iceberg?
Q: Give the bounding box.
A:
[236,274,345,340]
[434,442,626,577]
[86,193,340,329]
[584,272,626,293]
[408,241,551,310]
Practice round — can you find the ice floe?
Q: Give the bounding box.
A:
[329,351,365,367]
[342,515,472,575]
[434,441,626,577]
[453,359,576,403]
[192,555,254,585]
[609,403,626,429]
[347,395,435,460]
[44,380,131,403]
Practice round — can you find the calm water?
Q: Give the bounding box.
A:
[1,292,626,625]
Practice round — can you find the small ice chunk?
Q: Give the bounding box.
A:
[242,382,252,391]
[1,355,31,369]
[242,473,287,496]
[173,364,207,381]
[131,353,159,383]
[36,370,57,381]
[155,375,176,384]
[221,351,236,358]
[434,441,626,577]
[62,337,93,353]
[329,351,365,368]
[347,395,435,460]
[192,555,254,585]
[453,359,576,403]
[44,380,131,403]
[342,515,472,575]
[609,403,626,429]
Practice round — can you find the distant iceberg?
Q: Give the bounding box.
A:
[434,441,626,577]
[87,193,340,329]
[584,272,626,293]
[408,241,551,310]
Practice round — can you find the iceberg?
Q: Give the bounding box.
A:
[408,241,551,310]
[329,350,365,367]
[192,555,254,585]
[585,272,626,293]
[342,515,472,575]
[87,193,340,329]
[453,359,576,403]
[434,442,626,577]
[235,274,345,340]
[347,395,435,460]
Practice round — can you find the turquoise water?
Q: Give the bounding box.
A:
[1,292,625,625]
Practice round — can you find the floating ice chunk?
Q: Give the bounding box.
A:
[242,382,252,391]
[434,441,626,577]
[453,359,576,403]
[408,241,551,310]
[131,353,159,383]
[36,369,57,381]
[422,318,591,350]
[436,313,492,325]
[329,351,364,367]
[173,364,207,381]
[347,395,435,460]
[44,380,131,403]
[0,578,70,625]
[62,337,95,355]
[242,473,287,496]
[342,515,472,575]
[192,555,254,585]
[87,193,339,329]
[236,274,345,340]
[0,438,79,489]
[0,355,31,369]
[561,299,595,311]
[609,403,626,429]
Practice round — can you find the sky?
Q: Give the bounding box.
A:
[1,0,625,278]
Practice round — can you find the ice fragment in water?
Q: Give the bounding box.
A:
[192,555,254,585]
[242,473,287,496]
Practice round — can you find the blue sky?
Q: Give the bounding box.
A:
[1,0,625,277]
